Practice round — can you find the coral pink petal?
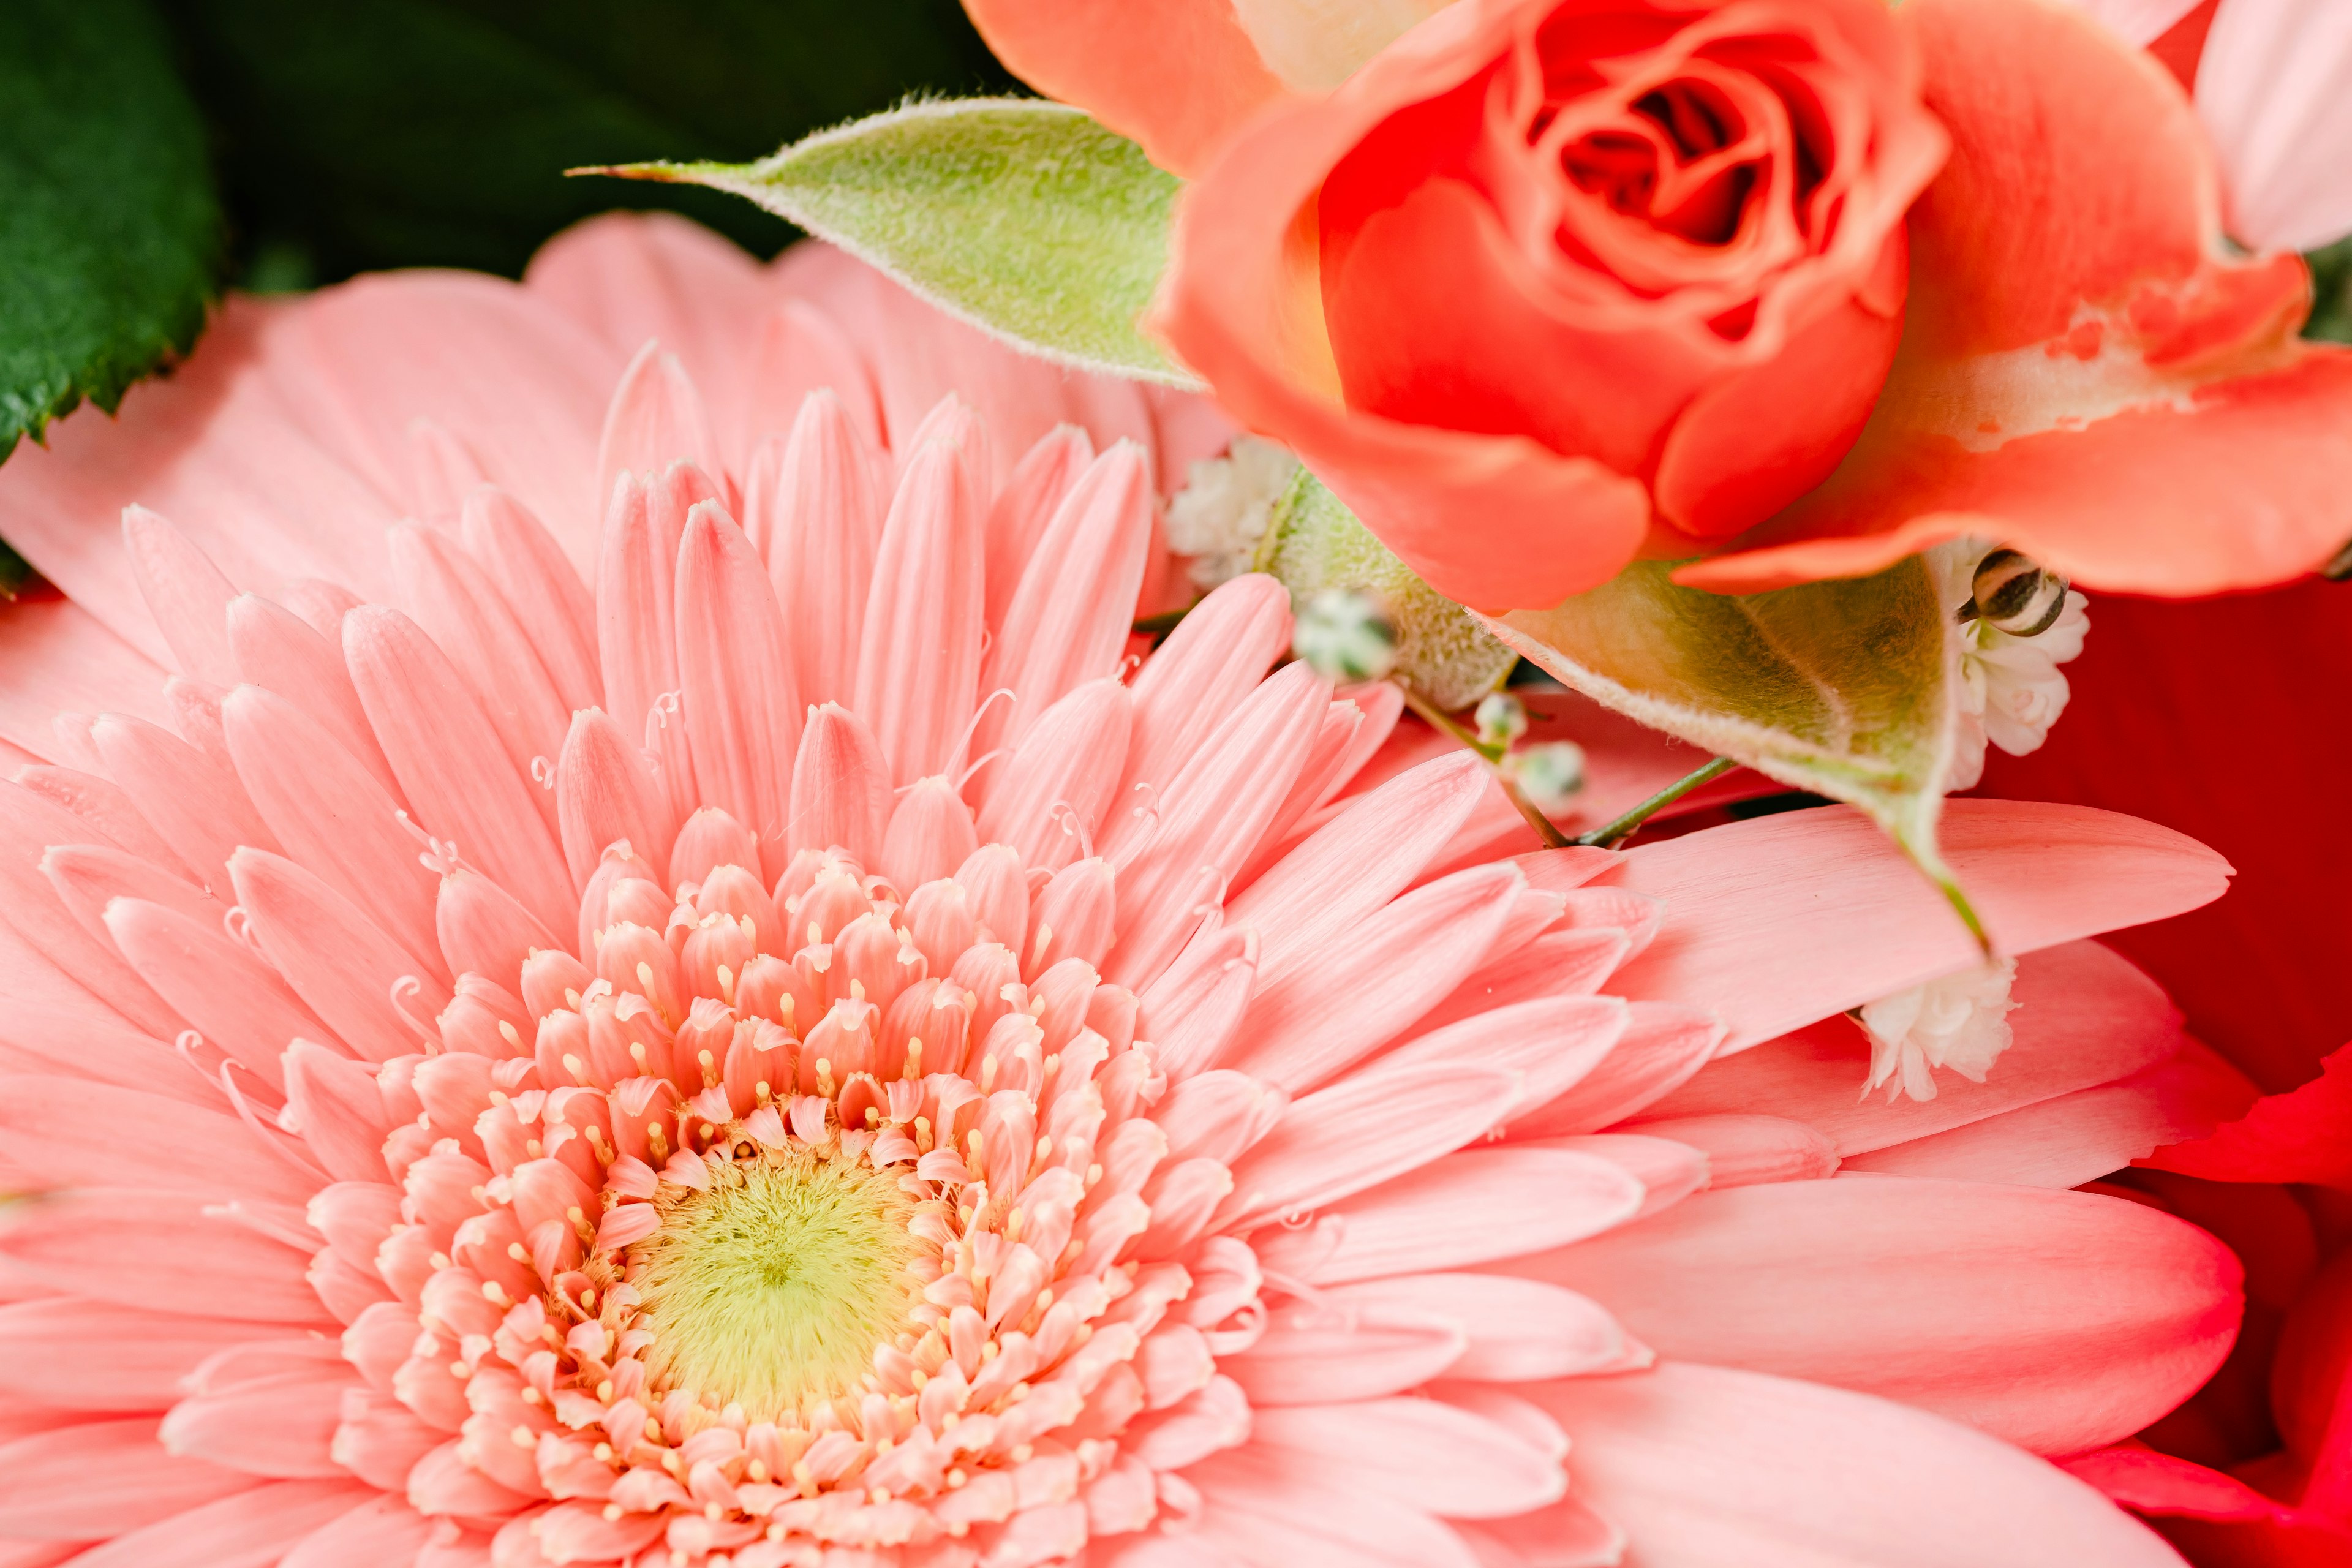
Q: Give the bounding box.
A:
[1502,1177,2241,1455]
[226,594,404,802]
[973,677,1132,870]
[0,1191,330,1324]
[228,847,450,1063]
[596,342,726,513]
[1246,1398,1566,1519]
[268,273,620,564]
[0,599,172,761]
[787,703,892,870]
[122,507,240,687]
[1228,751,1493,987]
[0,1076,317,1202]
[104,897,326,1090]
[1528,1362,2189,1566]
[388,525,571,787]
[221,684,442,973]
[0,1301,281,1413]
[527,211,772,437]
[1317,1273,1634,1382]
[1118,573,1289,808]
[343,606,573,930]
[1218,1065,1521,1234]
[0,300,398,660]
[747,391,882,709]
[736,301,886,466]
[1187,1448,1482,1568]
[1839,1034,2257,1188]
[1641,940,2184,1154]
[1241,1140,1644,1291]
[61,1478,371,1568]
[854,439,986,785]
[458,488,603,711]
[0,1418,255,1539]
[1108,661,1329,989]
[553,707,673,891]
[276,1495,438,1568]
[1499,1003,1725,1139]
[1598,802,2230,1052]
[1229,862,1525,1092]
[983,425,1094,632]
[978,442,1154,755]
[676,501,802,872]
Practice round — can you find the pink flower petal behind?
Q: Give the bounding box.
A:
[1598,801,2231,1053]
[2195,0,2352,251]
[1532,1362,2188,1566]
[1508,1177,2241,1456]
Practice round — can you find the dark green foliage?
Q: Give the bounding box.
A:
[160,0,1018,282]
[2305,235,2352,345]
[0,0,222,458]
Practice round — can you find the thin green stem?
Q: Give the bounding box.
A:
[1574,756,1736,849]
[1392,681,1572,850]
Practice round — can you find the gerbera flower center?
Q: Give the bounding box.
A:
[629,1147,929,1421]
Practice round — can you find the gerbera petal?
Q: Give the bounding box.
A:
[1318,1273,1634,1382]
[0,1418,257,1539]
[220,685,442,976]
[0,1079,317,1203]
[228,848,450,1065]
[1638,940,2182,1152]
[676,500,802,874]
[1504,1177,2241,1455]
[59,1477,371,1568]
[1250,1145,1646,1287]
[1528,1362,2187,1566]
[0,1191,329,1323]
[1840,1041,2255,1188]
[746,390,883,710]
[276,1495,438,1568]
[1599,801,2228,1052]
[1246,1398,1567,1519]
[1188,1449,1483,1568]
[344,606,573,930]
[854,438,987,785]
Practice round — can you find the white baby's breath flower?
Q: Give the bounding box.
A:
[1858,957,2020,1102]
[1166,434,1302,587]
[1927,539,2090,790]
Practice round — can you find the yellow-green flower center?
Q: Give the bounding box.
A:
[630,1149,929,1420]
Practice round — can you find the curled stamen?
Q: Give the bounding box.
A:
[394,809,466,876]
[221,905,265,958]
[644,690,684,748]
[173,1029,227,1093]
[531,755,557,790]
[1109,782,1163,872]
[391,975,445,1051]
[941,686,1019,787]
[956,747,1010,793]
[1048,799,1095,862]
[218,1058,331,1183]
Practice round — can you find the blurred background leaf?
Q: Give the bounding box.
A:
[1,0,221,461]
[159,0,1018,287]
[2306,235,2352,345]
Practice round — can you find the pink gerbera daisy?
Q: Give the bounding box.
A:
[0,215,2261,1568]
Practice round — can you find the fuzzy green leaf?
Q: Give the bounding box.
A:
[1,0,221,459]
[1254,472,1516,712]
[1487,560,1985,946]
[604,99,1192,385]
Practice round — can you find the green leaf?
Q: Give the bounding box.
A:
[1254,472,1516,712]
[605,100,1193,386]
[162,0,1016,282]
[2306,234,2352,345]
[1486,559,1986,949]
[1,0,221,458]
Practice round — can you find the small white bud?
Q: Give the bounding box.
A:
[1292,589,1397,682]
[1506,741,1586,814]
[1473,691,1528,751]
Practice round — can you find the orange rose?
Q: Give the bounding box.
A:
[972,0,2352,612]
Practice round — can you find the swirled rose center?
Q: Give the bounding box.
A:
[627,1148,930,1422]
